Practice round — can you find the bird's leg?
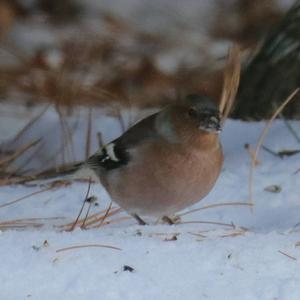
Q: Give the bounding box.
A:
[132,214,148,225]
[162,216,181,225]
[162,216,175,225]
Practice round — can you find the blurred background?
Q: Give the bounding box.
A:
[0,0,295,107]
[0,0,298,177]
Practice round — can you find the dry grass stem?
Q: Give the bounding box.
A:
[81,201,93,229]
[56,244,122,253]
[59,210,104,228]
[281,116,300,143]
[0,223,43,229]
[11,143,44,176]
[115,109,127,133]
[187,232,207,238]
[278,250,297,261]
[56,107,76,164]
[95,201,113,228]
[248,88,300,210]
[178,220,236,228]
[58,206,121,229]
[245,144,261,165]
[29,163,84,180]
[219,46,241,123]
[0,139,41,168]
[90,216,132,228]
[11,105,50,144]
[68,177,91,231]
[85,107,93,159]
[76,207,123,229]
[0,186,54,208]
[97,132,104,148]
[0,176,37,186]
[0,217,65,230]
[178,202,253,217]
[219,230,246,238]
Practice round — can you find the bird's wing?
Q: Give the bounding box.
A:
[86,112,159,171]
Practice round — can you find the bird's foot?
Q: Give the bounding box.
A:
[132,214,148,225]
[161,215,181,225]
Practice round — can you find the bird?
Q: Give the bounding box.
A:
[82,94,224,225]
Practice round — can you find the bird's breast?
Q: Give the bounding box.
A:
[103,141,223,216]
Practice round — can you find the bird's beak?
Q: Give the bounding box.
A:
[199,113,222,133]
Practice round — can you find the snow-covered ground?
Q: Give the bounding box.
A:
[0,104,300,300]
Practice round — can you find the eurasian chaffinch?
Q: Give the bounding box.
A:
[84,94,224,225]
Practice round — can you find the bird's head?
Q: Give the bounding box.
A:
[182,94,222,133]
[156,94,222,145]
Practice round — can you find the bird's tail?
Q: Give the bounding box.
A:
[34,161,85,180]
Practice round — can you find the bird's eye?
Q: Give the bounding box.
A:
[188,108,198,119]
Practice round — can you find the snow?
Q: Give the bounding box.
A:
[1,0,300,298]
[0,104,300,299]
[1,230,300,300]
